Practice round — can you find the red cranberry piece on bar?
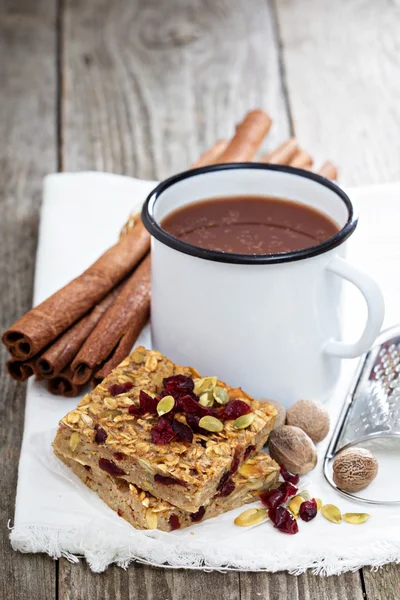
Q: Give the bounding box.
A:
[98,458,126,477]
[222,400,251,420]
[190,506,206,522]
[108,382,133,396]
[172,419,193,443]
[169,514,181,531]
[139,390,158,414]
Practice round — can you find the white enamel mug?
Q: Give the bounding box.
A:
[142,164,385,408]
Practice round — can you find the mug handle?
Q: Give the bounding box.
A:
[323,256,385,358]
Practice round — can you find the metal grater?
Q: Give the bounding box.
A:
[324,324,400,505]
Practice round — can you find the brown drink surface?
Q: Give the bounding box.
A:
[161,196,340,255]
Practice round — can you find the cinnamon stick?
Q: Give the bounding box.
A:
[214,110,272,163]
[260,138,299,165]
[91,319,148,388]
[2,217,150,360]
[36,285,121,379]
[71,256,151,385]
[191,140,229,168]
[317,161,338,180]
[289,149,314,169]
[6,358,39,382]
[47,367,83,398]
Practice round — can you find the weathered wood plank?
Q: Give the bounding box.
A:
[274,0,400,186]
[363,564,400,600]
[0,0,57,599]
[239,571,364,600]
[62,0,290,180]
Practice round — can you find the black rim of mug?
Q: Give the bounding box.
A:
[141,162,357,265]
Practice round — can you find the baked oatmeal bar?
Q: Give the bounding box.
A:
[55,448,279,532]
[53,346,277,512]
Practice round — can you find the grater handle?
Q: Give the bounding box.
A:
[323,257,385,358]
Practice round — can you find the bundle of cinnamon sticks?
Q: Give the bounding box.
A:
[2,110,338,396]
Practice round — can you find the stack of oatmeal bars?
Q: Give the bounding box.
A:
[53,347,279,532]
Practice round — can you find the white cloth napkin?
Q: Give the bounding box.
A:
[9,172,400,574]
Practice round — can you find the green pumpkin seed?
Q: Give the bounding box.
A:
[69,431,80,452]
[199,391,214,407]
[157,395,175,416]
[194,376,217,395]
[213,386,229,405]
[321,504,342,524]
[298,490,311,501]
[199,415,224,433]
[233,413,255,429]
[343,512,371,524]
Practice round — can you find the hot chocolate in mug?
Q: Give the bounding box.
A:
[142,164,385,408]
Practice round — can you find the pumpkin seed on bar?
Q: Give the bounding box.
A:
[199,415,223,433]
[213,386,229,405]
[321,504,342,524]
[343,512,371,524]
[199,391,214,407]
[233,413,255,429]
[157,395,175,416]
[194,376,218,395]
[69,431,80,452]
[234,508,268,527]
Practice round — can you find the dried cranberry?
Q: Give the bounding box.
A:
[243,444,256,461]
[94,426,107,444]
[98,458,126,477]
[163,375,194,394]
[108,382,133,396]
[179,394,218,418]
[280,464,300,485]
[190,506,206,522]
[139,390,158,414]
[222,400,251,420]
[128,403,142,416]
[217,479,235,498]
[268,506,299,534]
[260,488,285,509]
[229,449,241,476]
[117,508,123,517]
[279,481,298,503]
[154,474,187,487]
[169,514,181,531]
[186,412,207,435]
[299,498,317,522]
[172,419,193,443]
[114,452,124,462]
[151,418,176,445]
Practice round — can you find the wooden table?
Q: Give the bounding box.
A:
[1,0,400,598]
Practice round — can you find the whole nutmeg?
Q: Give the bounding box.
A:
[262,400,286,430]
[268,425,317,475]
[286,398,330,443]
[333,447,378,493]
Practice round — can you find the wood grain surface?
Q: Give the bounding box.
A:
[274,0,400,186]
[0,0,58,599]
[2,0,400,598]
